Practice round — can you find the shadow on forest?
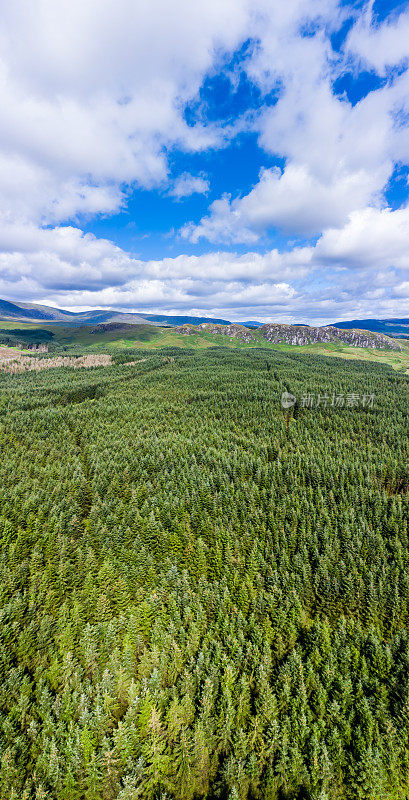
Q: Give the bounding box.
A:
[56,384,105,405]
[377,467,409,496]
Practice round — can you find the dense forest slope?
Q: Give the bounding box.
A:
[1,348,409,798]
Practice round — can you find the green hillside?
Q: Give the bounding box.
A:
[2,321,409,374]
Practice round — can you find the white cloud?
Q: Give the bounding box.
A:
[315,205,409,269]
[0,0,263,224]
[2,203,409,325]
[184,1,409,244]
[169,173,210,199]
[183,161,387,242]
[0,0,409,324]
[345,5,409,73]
[0,0,352,229]
[0,220,310,303]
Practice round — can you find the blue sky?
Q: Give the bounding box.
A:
[0,0,409,323]
[80,4,409,262]
[80,134,287,260]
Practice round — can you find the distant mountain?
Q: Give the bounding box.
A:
[0,300,234,327]
[332,318,409,338]
[0,299,59,321]
[6,302,409,341]
[142,314,231,326]
[0,299,156,325]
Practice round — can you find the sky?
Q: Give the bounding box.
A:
[1,0,409,324]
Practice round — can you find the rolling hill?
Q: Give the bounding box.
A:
[0,299,233,327]
[332,317,409,337]
[0,299,160,325]
[6,300,409,339]
[141,313,231,325]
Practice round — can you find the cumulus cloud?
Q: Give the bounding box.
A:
[315,205,409,269]
[0,0,261,224]
[169,173,210,199]
[183,161,387,242]
[0,220,308,307]
[2,204,409,324]
[345,5,409,73]
[0,0,409,323]
[184,2,409,244]
[0,0,352,229]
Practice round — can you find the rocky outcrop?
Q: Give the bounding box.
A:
[175,323,255,341]
[174,322,401,350]
[259,324,401,350]
[174,324,199,335]
[201,323,255,342]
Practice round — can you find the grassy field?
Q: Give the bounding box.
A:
[2,320,409,372]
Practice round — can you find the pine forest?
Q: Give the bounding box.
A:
[1,346,409,800]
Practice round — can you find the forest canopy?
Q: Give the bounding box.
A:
[1,347,409,799]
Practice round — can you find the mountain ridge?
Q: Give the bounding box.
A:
[175,322,402,350]
[0,299,231,327]
[332,318,409,337]
[2,299,409,340]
